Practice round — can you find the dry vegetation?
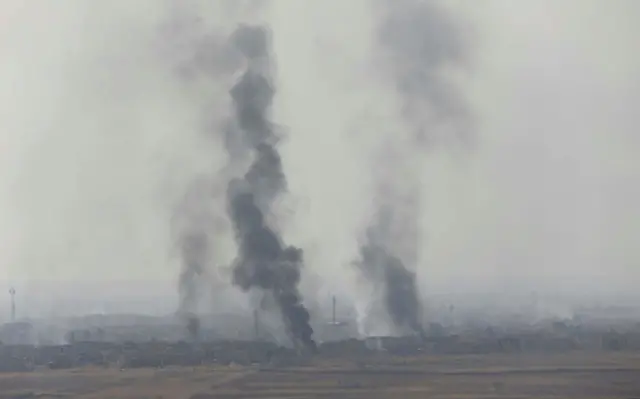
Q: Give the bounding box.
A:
[1,352,639,398]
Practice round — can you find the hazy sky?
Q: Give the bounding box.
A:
[0,0,639,317]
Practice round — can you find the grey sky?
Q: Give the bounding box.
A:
[0,0,639,317]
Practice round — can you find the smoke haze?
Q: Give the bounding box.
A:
[0,0,639,328]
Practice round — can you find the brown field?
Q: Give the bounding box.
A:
[1,352,640,399]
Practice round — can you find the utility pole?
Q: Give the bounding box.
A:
[332,295,336,325]
[9,287,16,322]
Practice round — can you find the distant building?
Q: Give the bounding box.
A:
[0,321,36,345]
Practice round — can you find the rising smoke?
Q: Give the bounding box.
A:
[168,14,240,338]
[356,0,472,336]
[356,205,424,336]
[173,178,220,339]
[167,4,308,344]
[376,0,472,146]
[225,25,316,351]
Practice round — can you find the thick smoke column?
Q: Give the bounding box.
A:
[357,205,424,336]
[225,25,316,351]
[357,0,471,336]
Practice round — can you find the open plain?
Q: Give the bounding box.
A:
[1,351,640,399]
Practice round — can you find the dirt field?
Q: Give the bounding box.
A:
[1,352,639,398]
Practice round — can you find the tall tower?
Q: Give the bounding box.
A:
[9,287,16,322]
[327,295,346,327]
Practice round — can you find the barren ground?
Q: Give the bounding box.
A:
[1,352,639,398]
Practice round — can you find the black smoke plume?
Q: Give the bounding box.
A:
[357,206,425,336]
[225,25,316,351]
[357,0,472,336]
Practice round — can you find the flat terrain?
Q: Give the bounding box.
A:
[1,352,640,398]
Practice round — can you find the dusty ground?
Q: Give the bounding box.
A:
[1,352,640,398]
